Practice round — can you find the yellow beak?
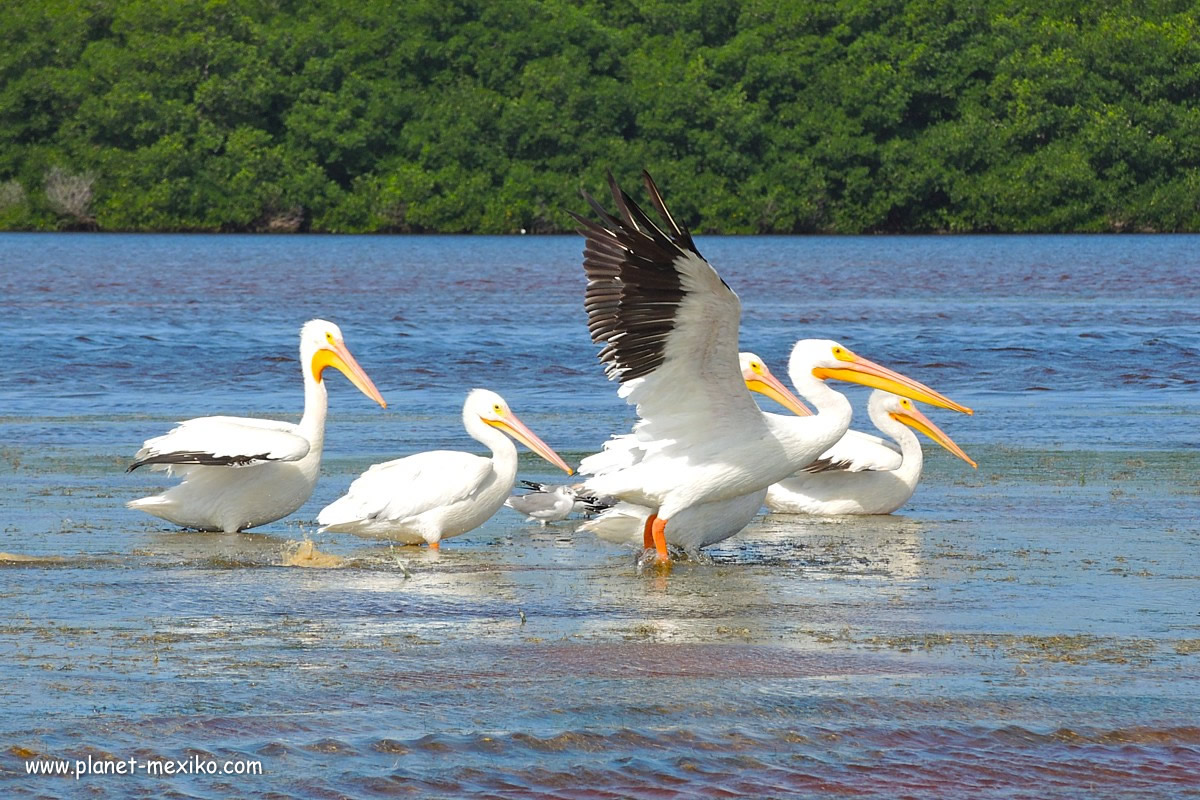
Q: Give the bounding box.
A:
[486,412,574,475]
[311,340,387,408]
[891,406,977,468]
[813,355,972,415]
[745,370,812,417]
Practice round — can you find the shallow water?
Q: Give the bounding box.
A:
[2,233,1199,798]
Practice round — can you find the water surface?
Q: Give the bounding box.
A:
[2,233,1198,798]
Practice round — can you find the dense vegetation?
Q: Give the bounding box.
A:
[2,0,1198,233]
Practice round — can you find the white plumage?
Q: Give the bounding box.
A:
[817,429,902,473]
[134,417,313,466]
[126,319,386,533]
[573,173,972,567]
[579,352,804,553]
[767,390,976,515]
[317,389,572,547]
[582,491,769,555]
[574,173,893,563]
[579,340,973,554]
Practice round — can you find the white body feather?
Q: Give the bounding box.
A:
[128,361,329,533]
[767,393,925,515]
[126,319,383,533]
[581,489,767,553]
[815,428,902,472]
[581,252,855,521]
[316,389,561,546]
[318,449,509,543]
[127,414,323,533]
[573,179,964,549]
[579,344,932,549]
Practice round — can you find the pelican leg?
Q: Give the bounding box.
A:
[642,513,657,549]
[428,540,440,550]
[651,517,669,564]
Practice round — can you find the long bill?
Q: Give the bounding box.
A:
[312,341,388,408]
[892,406,977,468]
[813,356,972,415]
[488,412,574,475]
[745,369,812,417]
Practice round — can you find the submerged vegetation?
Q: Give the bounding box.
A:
[2,0,1198,233]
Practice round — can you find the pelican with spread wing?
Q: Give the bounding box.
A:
[571,172,971,564]
[580,352,806,553]
[582,345,975,552]
[126,319,386,533]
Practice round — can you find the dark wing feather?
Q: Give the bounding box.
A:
[127,451,273,472]
[570,170,763,448]
[570,171,695,383]
[128,416,311,472]
[800,457,860,474]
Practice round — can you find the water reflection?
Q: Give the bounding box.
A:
[740,513,929,581]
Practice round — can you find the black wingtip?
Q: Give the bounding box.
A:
[573,167,708,384]
[606,171,638,229]
[604,169,618,197]
[125,451,273,470]
[641,169,693,248]
[641,169,658,200]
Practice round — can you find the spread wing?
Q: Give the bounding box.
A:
[804,429,903,473]
[128,416,310,472]
[317,451,494,528]
[577,432,647,476]
[571,171,764,455]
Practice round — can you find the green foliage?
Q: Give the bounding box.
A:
[1,0,1198,232]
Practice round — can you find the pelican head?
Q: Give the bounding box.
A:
[739,352,812,416]
[789,339,973,415]
[467,389,574,475]
[874,392,977,468]
[301,319,387,408]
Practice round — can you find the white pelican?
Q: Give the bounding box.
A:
[571,172,971,564]
[583,349,975,552]
[580,353,806,553]
[126,319,386,533]
[316,389,573,548]
[766,390,976,515]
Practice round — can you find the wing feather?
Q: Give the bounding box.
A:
[805,429,903,473]
[317,451,493,528]
[128,416,310,471]
[572,171,762,451]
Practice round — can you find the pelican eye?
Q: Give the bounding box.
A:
[325,332,335,344]
[832,346,855,363]
[493,404,503,414]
